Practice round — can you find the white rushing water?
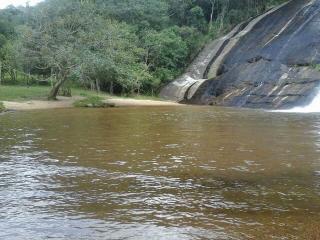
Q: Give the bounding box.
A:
[275,89,320,113]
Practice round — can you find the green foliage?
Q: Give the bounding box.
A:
[143,28,188,69]
[0,101,5,112]
[0,0,287,97]
[97,0,170,30]
[73,96,113,108]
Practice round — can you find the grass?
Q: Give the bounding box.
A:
[0,85,108,101]
[0,85,51,101]
[0,85,162,102]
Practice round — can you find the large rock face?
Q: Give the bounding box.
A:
[160,0,320,109]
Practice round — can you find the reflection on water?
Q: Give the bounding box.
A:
[1,107,320,239]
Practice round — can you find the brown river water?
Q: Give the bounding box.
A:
[1,106,320,239]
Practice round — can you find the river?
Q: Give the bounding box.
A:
[1,106,320,239]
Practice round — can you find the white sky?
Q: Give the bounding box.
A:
[0,0,44,9]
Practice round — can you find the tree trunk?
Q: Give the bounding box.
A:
[10,69,15,82]
[48,77,67,100]
[208,0,215,32]
[95,78,100,92]
[0,62,2,86]
[13,69,17,82]
[28,72,31,86]
[50,68,54,87]
[109,81,114,94]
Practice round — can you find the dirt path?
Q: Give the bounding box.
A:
[2,96,180,111]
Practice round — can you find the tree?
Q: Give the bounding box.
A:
[5,0,287,97]
[143,28,188,71]
[16,0,96,99]
[76,18,147,94]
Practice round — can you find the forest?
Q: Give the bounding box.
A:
[0,0,286,99]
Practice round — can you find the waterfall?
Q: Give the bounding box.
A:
[276,89,320,113]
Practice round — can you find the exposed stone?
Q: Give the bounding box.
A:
[160,0,320,109]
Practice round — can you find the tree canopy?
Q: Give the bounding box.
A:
[0,0,286,98]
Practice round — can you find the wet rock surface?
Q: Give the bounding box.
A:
[160,0,320,109]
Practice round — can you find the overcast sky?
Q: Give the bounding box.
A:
[0,0,43,9]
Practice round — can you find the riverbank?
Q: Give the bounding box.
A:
[3,97,181,111]
[0,85,180,111]
[2,97,180,111]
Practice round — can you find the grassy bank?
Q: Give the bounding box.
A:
[0,85,178,111]
[0,85,162,102]
[0,85,161,102]
[0,85,97,101]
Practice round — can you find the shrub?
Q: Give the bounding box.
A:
[0,102,5,112]
[73,96,115,108]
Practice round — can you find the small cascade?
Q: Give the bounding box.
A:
[276,89,320,113]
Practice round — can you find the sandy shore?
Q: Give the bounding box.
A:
[2,96,180,111]
[106,98,180,107]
